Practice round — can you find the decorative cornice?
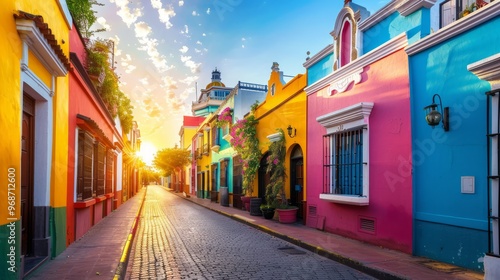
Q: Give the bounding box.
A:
[15,11,70,75]
[358,0,405,32]
[406,1,500,55]
[305,33,407,95]
[397,0,436,17]
[468,53,500,87]
[329,68,363,95]
[317,102,374,130]
[267,132,282,143]
[303,44,333,68]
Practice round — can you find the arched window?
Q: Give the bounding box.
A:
[340,20,352,67]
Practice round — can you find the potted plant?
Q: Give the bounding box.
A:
[267,129,298,223]
[460,2,476,18]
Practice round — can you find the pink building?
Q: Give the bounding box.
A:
[304,3,412,253]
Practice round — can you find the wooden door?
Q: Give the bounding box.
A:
[21,95,35,256]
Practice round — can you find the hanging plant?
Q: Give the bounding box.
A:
[215,107,233,128]
[229,115,260,196]
[265,129,290,209]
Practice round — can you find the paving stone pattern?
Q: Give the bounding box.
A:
[125,186,376,280]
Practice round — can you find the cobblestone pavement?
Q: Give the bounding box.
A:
[125,185,376,280]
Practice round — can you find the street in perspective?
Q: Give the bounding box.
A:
[125,185,375,280]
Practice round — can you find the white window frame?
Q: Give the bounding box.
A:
[316,102,374,206]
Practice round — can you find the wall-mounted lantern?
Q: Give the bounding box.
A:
[287,125,297,138]
[424,94,449,131]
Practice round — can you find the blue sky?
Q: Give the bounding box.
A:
[92,0,391,162]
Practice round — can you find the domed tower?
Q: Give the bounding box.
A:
[192,68,233,117]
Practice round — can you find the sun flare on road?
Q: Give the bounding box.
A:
[137,141,157,166]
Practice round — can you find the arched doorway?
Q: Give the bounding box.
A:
[290,145,304,222]
[258,152,270,202]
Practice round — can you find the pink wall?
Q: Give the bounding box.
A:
[67,26,116,244]
[306,49,413,253]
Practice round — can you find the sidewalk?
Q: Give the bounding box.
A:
[171,188,484,280]
[27,186,484,280]
[26,188,145,280]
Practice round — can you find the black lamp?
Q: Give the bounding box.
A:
[424,94,449,131]
[287,125,296,138]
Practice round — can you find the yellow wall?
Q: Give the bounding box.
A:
[0,0,70,220]
[253,71,307,200]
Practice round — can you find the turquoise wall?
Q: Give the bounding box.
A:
[410,17,500,271]
[306,53,333,86]
[363,9,430,53]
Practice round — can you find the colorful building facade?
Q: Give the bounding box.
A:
[0,1,72,278]
[406,0,500,272]
[304,1,413,254]
[67,26,124,243]
[253,62,308,221]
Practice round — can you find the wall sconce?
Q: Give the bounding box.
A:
[287,125,296,138]
[424,94,449,131]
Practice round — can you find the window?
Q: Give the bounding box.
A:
[220,159,229,188]
[317,102,373,205]
[440,0,492,28]
[271,83,276,96]
[77,130,94,201]
[323,129,363,195]
[76,129,114,201]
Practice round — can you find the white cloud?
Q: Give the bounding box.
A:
[206,8,211,15]
[179,75,198,85]
[133,21,173,73]
[196,40,202,45]
[96,17,111,31]
[192,11,199,16]
[183,25,189,34]
[180,55,201,74]
[202,33,206,37]
[139,77,149,85]
[111,0,142,28]
[151,0,176,29]
[134,22,152,38]
[125,64,136,73]
[178,1,184,6]
[179,46,189,53]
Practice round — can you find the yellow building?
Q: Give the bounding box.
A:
[253,62,307,223]
[0,1,71,278]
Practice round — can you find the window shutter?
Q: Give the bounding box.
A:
[77,130,94,200]
[105,148,113,194]
[95,142,105,196]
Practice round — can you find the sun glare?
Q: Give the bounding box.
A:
[137,141,157,166]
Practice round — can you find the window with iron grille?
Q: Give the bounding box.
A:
[317,102,373,205]
[323,128,364,196]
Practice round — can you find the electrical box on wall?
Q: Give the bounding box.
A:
[461,176,475,194]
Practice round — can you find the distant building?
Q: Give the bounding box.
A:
[192,68,233,117]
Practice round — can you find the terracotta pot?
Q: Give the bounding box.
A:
[240,196,252,211]
[276,208,298,224]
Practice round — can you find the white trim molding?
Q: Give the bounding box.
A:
[406,1,500,56]
[317,102,374,134]
[16,19,67,76]
[358,0,405,31]
[468,53,500,88]
[305,33,408,95]
[317,102,373,206]
[303,44,334,69]
[267,132,282,143]
[329,68,363,95]
[397,0,436,17]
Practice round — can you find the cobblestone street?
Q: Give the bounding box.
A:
[125,186,376,280]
